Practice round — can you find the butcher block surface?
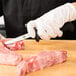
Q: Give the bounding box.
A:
[0,40,76,76]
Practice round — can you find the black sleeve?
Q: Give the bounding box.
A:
[0,0,3,16]
[3,0,76,38]
[3,0,26,38]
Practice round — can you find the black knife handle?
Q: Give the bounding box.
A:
[35,28,40,42]
[34,23,74,42]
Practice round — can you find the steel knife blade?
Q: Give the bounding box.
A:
[5,33,30,45]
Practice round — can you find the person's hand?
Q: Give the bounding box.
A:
[26,3,76,40]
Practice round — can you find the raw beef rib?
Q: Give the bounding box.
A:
[0,40,23,65]
[1,39,24,51]
[17,50,67,76]
[0,52,23,65]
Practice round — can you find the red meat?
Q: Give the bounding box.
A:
[0,42,10,53]
[0,52,23,65]
[5,40,24,50]
[0,40,23,65]
[17,51,67,76]
[1,39,24,51]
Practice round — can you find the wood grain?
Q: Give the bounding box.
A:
[0,40,76,76]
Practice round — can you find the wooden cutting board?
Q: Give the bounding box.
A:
[0,40,76,76]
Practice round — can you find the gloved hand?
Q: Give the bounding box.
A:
[26,3,76,40]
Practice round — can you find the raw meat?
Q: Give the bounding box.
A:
[1,39,24,51]
[17,51,67,76]
[0,42,10,53]
[5,40,24,50]
[0,40,23,65]
[0,52,23,65]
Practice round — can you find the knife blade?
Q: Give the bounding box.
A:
[5,33,30,45]
[5,28,40,45]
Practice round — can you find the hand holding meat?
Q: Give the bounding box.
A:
[27,3,76,40]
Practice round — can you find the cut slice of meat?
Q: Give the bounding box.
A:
[17,50,67,76]
[5,40,24,50]
[0,40,23,65]
[0,41,10,53]
[1,39,24,51]
[0,52,23,65]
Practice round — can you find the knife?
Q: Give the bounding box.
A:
[5,33,30,45]
[5,22,73,45]
[5,28,40,45]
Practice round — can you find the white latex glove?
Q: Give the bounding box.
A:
[26,3,76,40]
